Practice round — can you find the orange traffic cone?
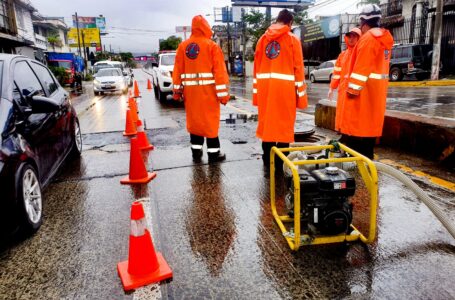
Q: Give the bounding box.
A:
[133,80,141,98]
[136,120,154,151]
[128,97,139,123]
[147,79,152,90]
[118,201,173,290]
[120,137,156,184]
[123,109,137,136]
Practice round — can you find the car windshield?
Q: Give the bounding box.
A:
[48,61,72,69]
[161,55,175,66]
[96,69,122,77]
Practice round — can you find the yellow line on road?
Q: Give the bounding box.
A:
[389,80,455,87]
[380,159,455,192]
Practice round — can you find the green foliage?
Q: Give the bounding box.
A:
[293,10,313,26]
[47,31,62,51]
[84,73,93,81]
[243,9,268,52]
[120,52,134,61]
[49,66,69,85]
[159,35,182,51]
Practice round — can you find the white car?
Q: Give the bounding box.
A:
[93,61,133,87]
[152,52,176,101]
[309,59,336,83]
[93,68,128,95]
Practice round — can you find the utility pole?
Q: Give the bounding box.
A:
[81,30,88,74]
[226,6,232,74]
[75,12,82,58]
[242,8,246,77]
[431,0,443,80]
[266,6,272,26]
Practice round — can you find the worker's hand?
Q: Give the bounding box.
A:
[328,88,334,101]
[220,96,229,106]
[173,91,182,101]
[346,90,359,99]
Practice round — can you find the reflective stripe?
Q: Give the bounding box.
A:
[369,73,389,80]
[297,90,306,97]
[295,81,304,87]
[182,80,215,86]
[216,84,227,90]
[217,92,228,97]
[332,75,341,80]
[207,148,220,153]
[256,72,295,81]
[351,73,368,82]
[253,88,257,93]
[173,84,181,89]
[348,83,363,90]
[253,78,257,84]
[334,66,342,71]
[191,145,203,150]
[181,73,214,79]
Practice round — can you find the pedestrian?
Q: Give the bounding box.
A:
[328,27,362,132]
[253,9,308,171]
[172,15,230,163]
[339,4,394,159]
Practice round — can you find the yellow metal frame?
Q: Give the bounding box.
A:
[270,143,378,251]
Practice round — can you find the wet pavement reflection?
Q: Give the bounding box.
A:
[1,69,454,299]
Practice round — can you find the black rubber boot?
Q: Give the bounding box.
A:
[208,151,226,163]
[192,148,203,162]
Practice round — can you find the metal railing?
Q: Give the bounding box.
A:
[380,0,403,17]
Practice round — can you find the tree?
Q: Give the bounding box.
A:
[243,9,268,53]
[47,31,62,51]
[120,52,136,68]
[159,36,182,51]
[293,9,313,26]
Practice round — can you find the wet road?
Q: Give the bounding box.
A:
[1,69,454,299]
[230,77,455,119]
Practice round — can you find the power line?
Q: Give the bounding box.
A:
[108,26,172,33]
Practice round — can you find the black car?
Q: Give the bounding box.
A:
[389,44,433,81]
[0,54,82,238]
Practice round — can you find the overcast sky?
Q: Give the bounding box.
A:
[32,0,362,54]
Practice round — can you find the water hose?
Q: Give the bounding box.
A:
[374,161,455,240]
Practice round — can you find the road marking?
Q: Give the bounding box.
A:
[380,159,455,192]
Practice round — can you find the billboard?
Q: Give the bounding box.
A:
[231,0,314,7]
[68,28,101,47]
[303,15,340,43]
[72,16,106,34]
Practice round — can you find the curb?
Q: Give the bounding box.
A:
[389,80,455,87]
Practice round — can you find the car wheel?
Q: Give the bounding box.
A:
[158,87,167,102]
[310,74,316,83]
[153,82,159,99]
[415,73,428,81]
[94,91,99,96]
[389,67,403,81]
[70,119,82,158]
[18,164,42,233]
[328,74,332,82]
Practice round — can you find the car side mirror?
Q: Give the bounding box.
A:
[31,96,60,113]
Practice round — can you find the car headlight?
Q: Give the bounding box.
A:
[94,79,100,85]
[160,70,171,77]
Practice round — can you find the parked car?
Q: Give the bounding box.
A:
[0,54,82,238]
[389,44,433,81]
[151,52,176,101]
[93,68,128,95]
[304,60,321,79]
[309,60,336,83]
[93,61,133,87]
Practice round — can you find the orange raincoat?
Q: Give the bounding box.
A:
[340,28,394,137]
[172,15,229,138]
[330,30,360,131]
[253,24,307,143]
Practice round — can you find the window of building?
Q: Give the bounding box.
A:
[15,4,24,29]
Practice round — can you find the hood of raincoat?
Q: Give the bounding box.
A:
[369,28,394,50]
[191,15,212,38]
[265,23,290,41]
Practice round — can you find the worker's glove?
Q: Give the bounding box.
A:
[328,88,334,101]
[173,91,183,101]
[220,96,230,106]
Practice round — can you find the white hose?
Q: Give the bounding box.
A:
[375,162,455,240]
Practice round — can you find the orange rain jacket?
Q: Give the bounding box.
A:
[172,15,229,138]
[339,28,394,137]
[330,31,360,131]
[253,23,307,143]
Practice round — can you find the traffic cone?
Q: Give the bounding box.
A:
[128,97,139,123]
[136,120,154,151]
[120,137,156,184]
[133,80,141,98]
[123,109,137,136]
[147,79,152,90]
[117,201,173,291]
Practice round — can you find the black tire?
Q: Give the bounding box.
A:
[415,73,428,81]
[389,67,403,82]
[310,74,316,83]
[70,119,82,158]
[94,91,99,96]
[158,87,167,102]
[328,74,332,82]
[17,163,42,233]
[153,82,159,99]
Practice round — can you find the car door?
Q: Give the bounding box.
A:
[316,62,327,80]
[326,61,334,81]
[13,60,60,183]
[30,62,71,162]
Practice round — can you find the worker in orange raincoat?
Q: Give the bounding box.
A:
[328,27,362,131]
[172,15,230,163]
[253,9,308,170]
[339,4,394,159]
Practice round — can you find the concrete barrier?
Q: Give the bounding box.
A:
[315,99,455,166]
